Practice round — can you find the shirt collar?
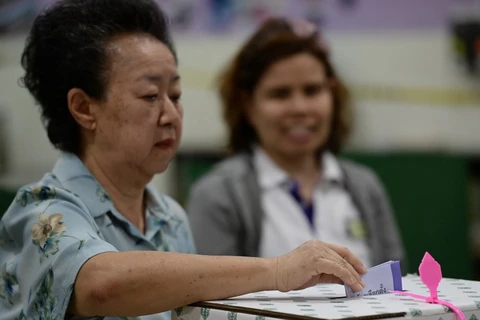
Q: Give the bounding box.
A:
[253,147,289,189]
[322,151,343,183]
[253,147,343,189]
[51,153,177,223]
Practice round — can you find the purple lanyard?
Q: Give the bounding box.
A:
[288,180,314,227]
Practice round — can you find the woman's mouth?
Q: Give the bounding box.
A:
[284,125,315,142]
[155,138,175,149]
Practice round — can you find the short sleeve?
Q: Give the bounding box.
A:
[161,195,197,254]
[0,185,118,319]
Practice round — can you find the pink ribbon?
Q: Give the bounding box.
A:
[390,252,465,320]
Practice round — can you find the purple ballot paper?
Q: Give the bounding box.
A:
[345,260,402,298]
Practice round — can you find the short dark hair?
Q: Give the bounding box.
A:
[218,18,352,155]
[21,0,176,155]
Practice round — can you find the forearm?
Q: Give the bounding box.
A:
[70,251,276,317]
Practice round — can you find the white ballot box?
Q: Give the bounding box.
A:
[173,276,480,320]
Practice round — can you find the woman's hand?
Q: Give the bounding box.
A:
[273,240,367,292]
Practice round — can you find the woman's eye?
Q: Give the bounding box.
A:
[169,95,181,104]
[268,88,290,99]
[142,94,158,102]
[305,83,330,96]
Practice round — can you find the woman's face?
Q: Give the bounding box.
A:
[247,53,333,160]
[90,34,182,177]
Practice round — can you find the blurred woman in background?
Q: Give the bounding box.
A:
[187,17,406,269]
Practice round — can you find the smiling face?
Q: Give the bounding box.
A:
[90,33,182,176]
[247,53,333,160]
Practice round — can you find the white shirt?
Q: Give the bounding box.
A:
[254,147,372,267]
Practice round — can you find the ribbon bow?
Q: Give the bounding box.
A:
[390,252,465,320]
[286,18,329,54]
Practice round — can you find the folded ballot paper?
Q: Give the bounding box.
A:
[345,260,403,298]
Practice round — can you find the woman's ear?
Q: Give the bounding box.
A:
[67,88,97,131]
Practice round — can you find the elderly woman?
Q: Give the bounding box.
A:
[187,18,405,269]
[0,1,367,319]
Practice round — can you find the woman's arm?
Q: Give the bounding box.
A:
[70,241,367,317]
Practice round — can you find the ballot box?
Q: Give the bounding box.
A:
[172,276,480,320]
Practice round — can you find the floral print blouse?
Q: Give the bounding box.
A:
[0,153,196,320]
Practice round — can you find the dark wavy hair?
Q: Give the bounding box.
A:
[218,18,352,155]
[20,0,176,155]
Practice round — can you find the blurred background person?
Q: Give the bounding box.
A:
[186,18,406,269]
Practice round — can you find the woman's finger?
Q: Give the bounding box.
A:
[316,258,363,292]
[327,243,367,274]
[324,248,364,287]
